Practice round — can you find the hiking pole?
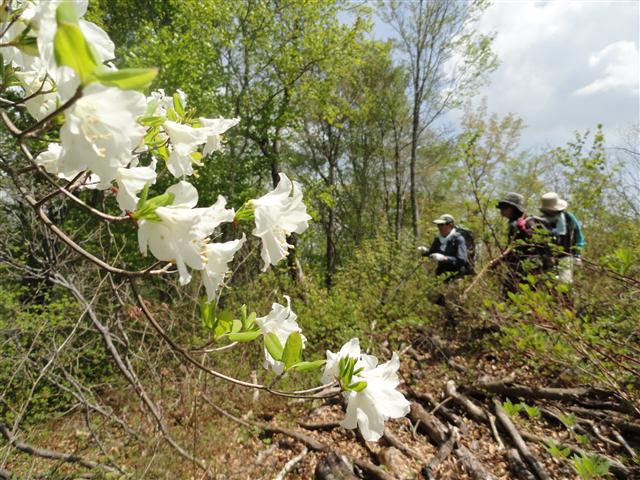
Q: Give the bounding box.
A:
[461,246,513,301]
[381,259,425,306]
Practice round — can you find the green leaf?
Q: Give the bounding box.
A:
[245,312,256,329]
[200,299,217,331]
[546,439,570,459]
[173,92,185,116]
[520,403,541,420]
[502,399,523,417]
[138,117,166,127]
[15,35,38,57]
[93,67,158,91]
[231,319,242,334]
[166,108,179,122]
[136,184,150,210]
[347,381,368,392]
[264,333,283,362]
[228,330,262,342]
[282,332,303,369]
[54,5,98,84]
[290,360,326,372]
[559,412,576,427]
[132,192,175,220]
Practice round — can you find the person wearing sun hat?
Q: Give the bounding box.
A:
[495,192,552,294]
[539,192,585,285]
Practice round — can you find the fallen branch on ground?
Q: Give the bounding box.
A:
[0,423,119,474]
[493,398,551,480]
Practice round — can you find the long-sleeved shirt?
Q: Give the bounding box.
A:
[425,228,469,279]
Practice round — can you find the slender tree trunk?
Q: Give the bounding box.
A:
[394,132,402,242]
[410,85,421,239]
[325,134,337,289]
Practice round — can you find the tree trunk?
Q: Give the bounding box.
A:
[394,129,403,241]
[410,94,420,239]
[325,148,337,289]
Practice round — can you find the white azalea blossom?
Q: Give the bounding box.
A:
[0,11,39,71]
[321,338,376,385]
[163,120,210,177]
[33,0,114,100]
[115,162,157,212]
[59,84,147,189]
[251,173,311,271]
[341,353,411,441]
[201,234,246,302]
[255,296,306,374]
[199,117,240,155]
[35,142,64,175]
[14,59,58,120]
[146,88,187,117]
[322,339,410,442]
[137,182,234,285]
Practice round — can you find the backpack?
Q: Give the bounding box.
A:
[455,226,476,269]
[563,212,585,252]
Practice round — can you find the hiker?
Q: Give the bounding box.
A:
[539,192,585,285]
[496,192,552,294]
[416,214,472,330]
[417,214,471,282]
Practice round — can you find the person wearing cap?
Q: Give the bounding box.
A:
[417,214,470,282]
[539,192,585,285]
[496,192,552,294]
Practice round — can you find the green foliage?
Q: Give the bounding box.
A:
[572,452,611,480]
[546,439,571,459]
[520,402,541,420]
[54,4,99,83]
[0,281,115,423]
[502,398,523,417]
[560,412,576,428]
[92,66,158,90]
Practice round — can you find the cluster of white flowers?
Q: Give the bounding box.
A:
[1,0,410,443]
[322,338,411,441]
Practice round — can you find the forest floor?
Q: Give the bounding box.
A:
[3,320,639,479]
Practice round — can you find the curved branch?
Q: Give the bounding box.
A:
[50,273,209,473]
[0,423,119,474]
[129,277,338,399]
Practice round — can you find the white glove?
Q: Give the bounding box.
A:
[417,246,428,255]
[430,253,446,262]
[574,256,582,266]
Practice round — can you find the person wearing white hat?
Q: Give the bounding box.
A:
[496,192,553,294]
[539,192,585,285]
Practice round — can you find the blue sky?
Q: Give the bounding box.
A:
[371,0,640,152]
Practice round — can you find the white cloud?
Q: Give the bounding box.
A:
[573,41,640,96]
[374,1,640,149]
[459,0,640,149]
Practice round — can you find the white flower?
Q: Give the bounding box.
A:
[321,338,376,385]
[322,339,410,442]
[251,173,311,271]
[14,58,58,120]
[255,296,306,374]
[146,89,172,117]
[199,117,240,155]
[59,84,146,189]
[201,234,246,302]
[35,142,65,175]
[340,353,411,442]
[0,12,39,71]
[115,163,157,212]
[163,120,210,177]
[137,183,234,285]
[33,0,114,100]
